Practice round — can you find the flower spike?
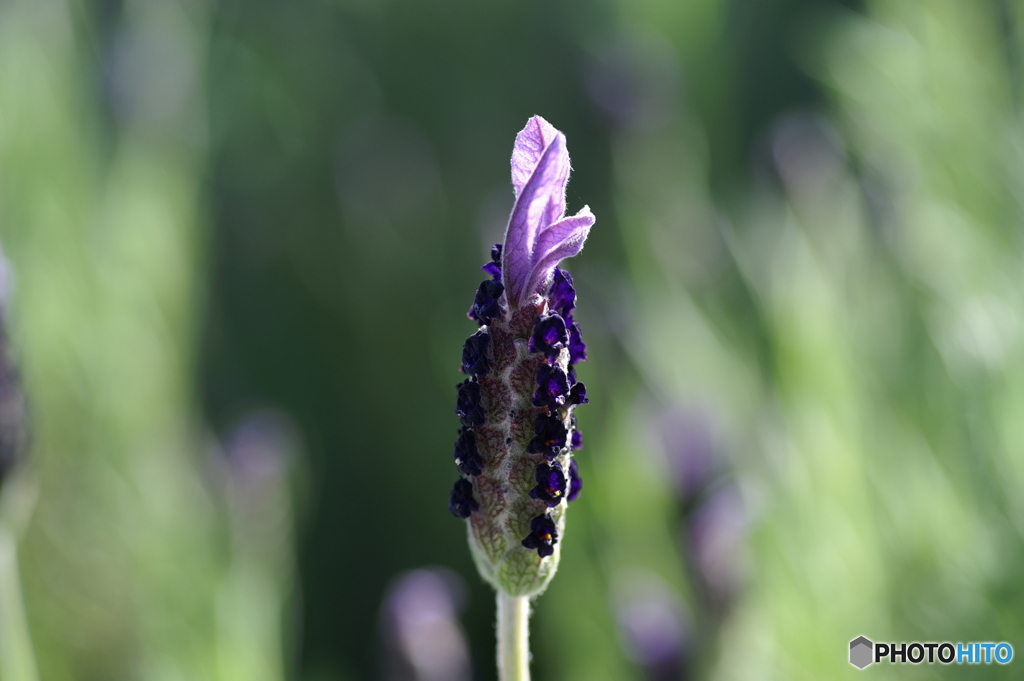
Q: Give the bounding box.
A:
[448,117,591,608]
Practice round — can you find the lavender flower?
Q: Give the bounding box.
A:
[612,571,690,681]
[379,568,472,681]
[448,116,594,600]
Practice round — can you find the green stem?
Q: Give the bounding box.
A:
[497,591,531,681]
[0,521,39,681]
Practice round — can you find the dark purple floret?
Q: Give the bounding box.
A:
[529,313,568,358]
[481,243,503,280]
[568,321,587,364]
[567,459,583,501]
[461,329,491,376]
[468,279,505,326]
[453,427,484,476]
[449,478,479,518]
[455,379,485,427]
[521,514,558,557]
[570,413,583,450]
[549,268,576,319]
[529,461,567,507]
[528,413,568,458]
[533,363,571,408]
[569,381,588,405]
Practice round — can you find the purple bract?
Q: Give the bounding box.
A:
[502,116,595,307]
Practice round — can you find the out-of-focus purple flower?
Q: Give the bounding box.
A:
[219,408,299,493]
[612,571,689,681]
[502,116,594,307]
[687,485,745,608]
[655,404,720,502]
[379,568,471,681]
[654,403,745,611]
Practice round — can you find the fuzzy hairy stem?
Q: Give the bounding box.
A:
[497,591,531,681]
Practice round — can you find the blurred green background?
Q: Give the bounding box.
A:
[2,0,1024,679]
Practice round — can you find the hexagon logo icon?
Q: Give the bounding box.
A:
[850,636,874,669]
